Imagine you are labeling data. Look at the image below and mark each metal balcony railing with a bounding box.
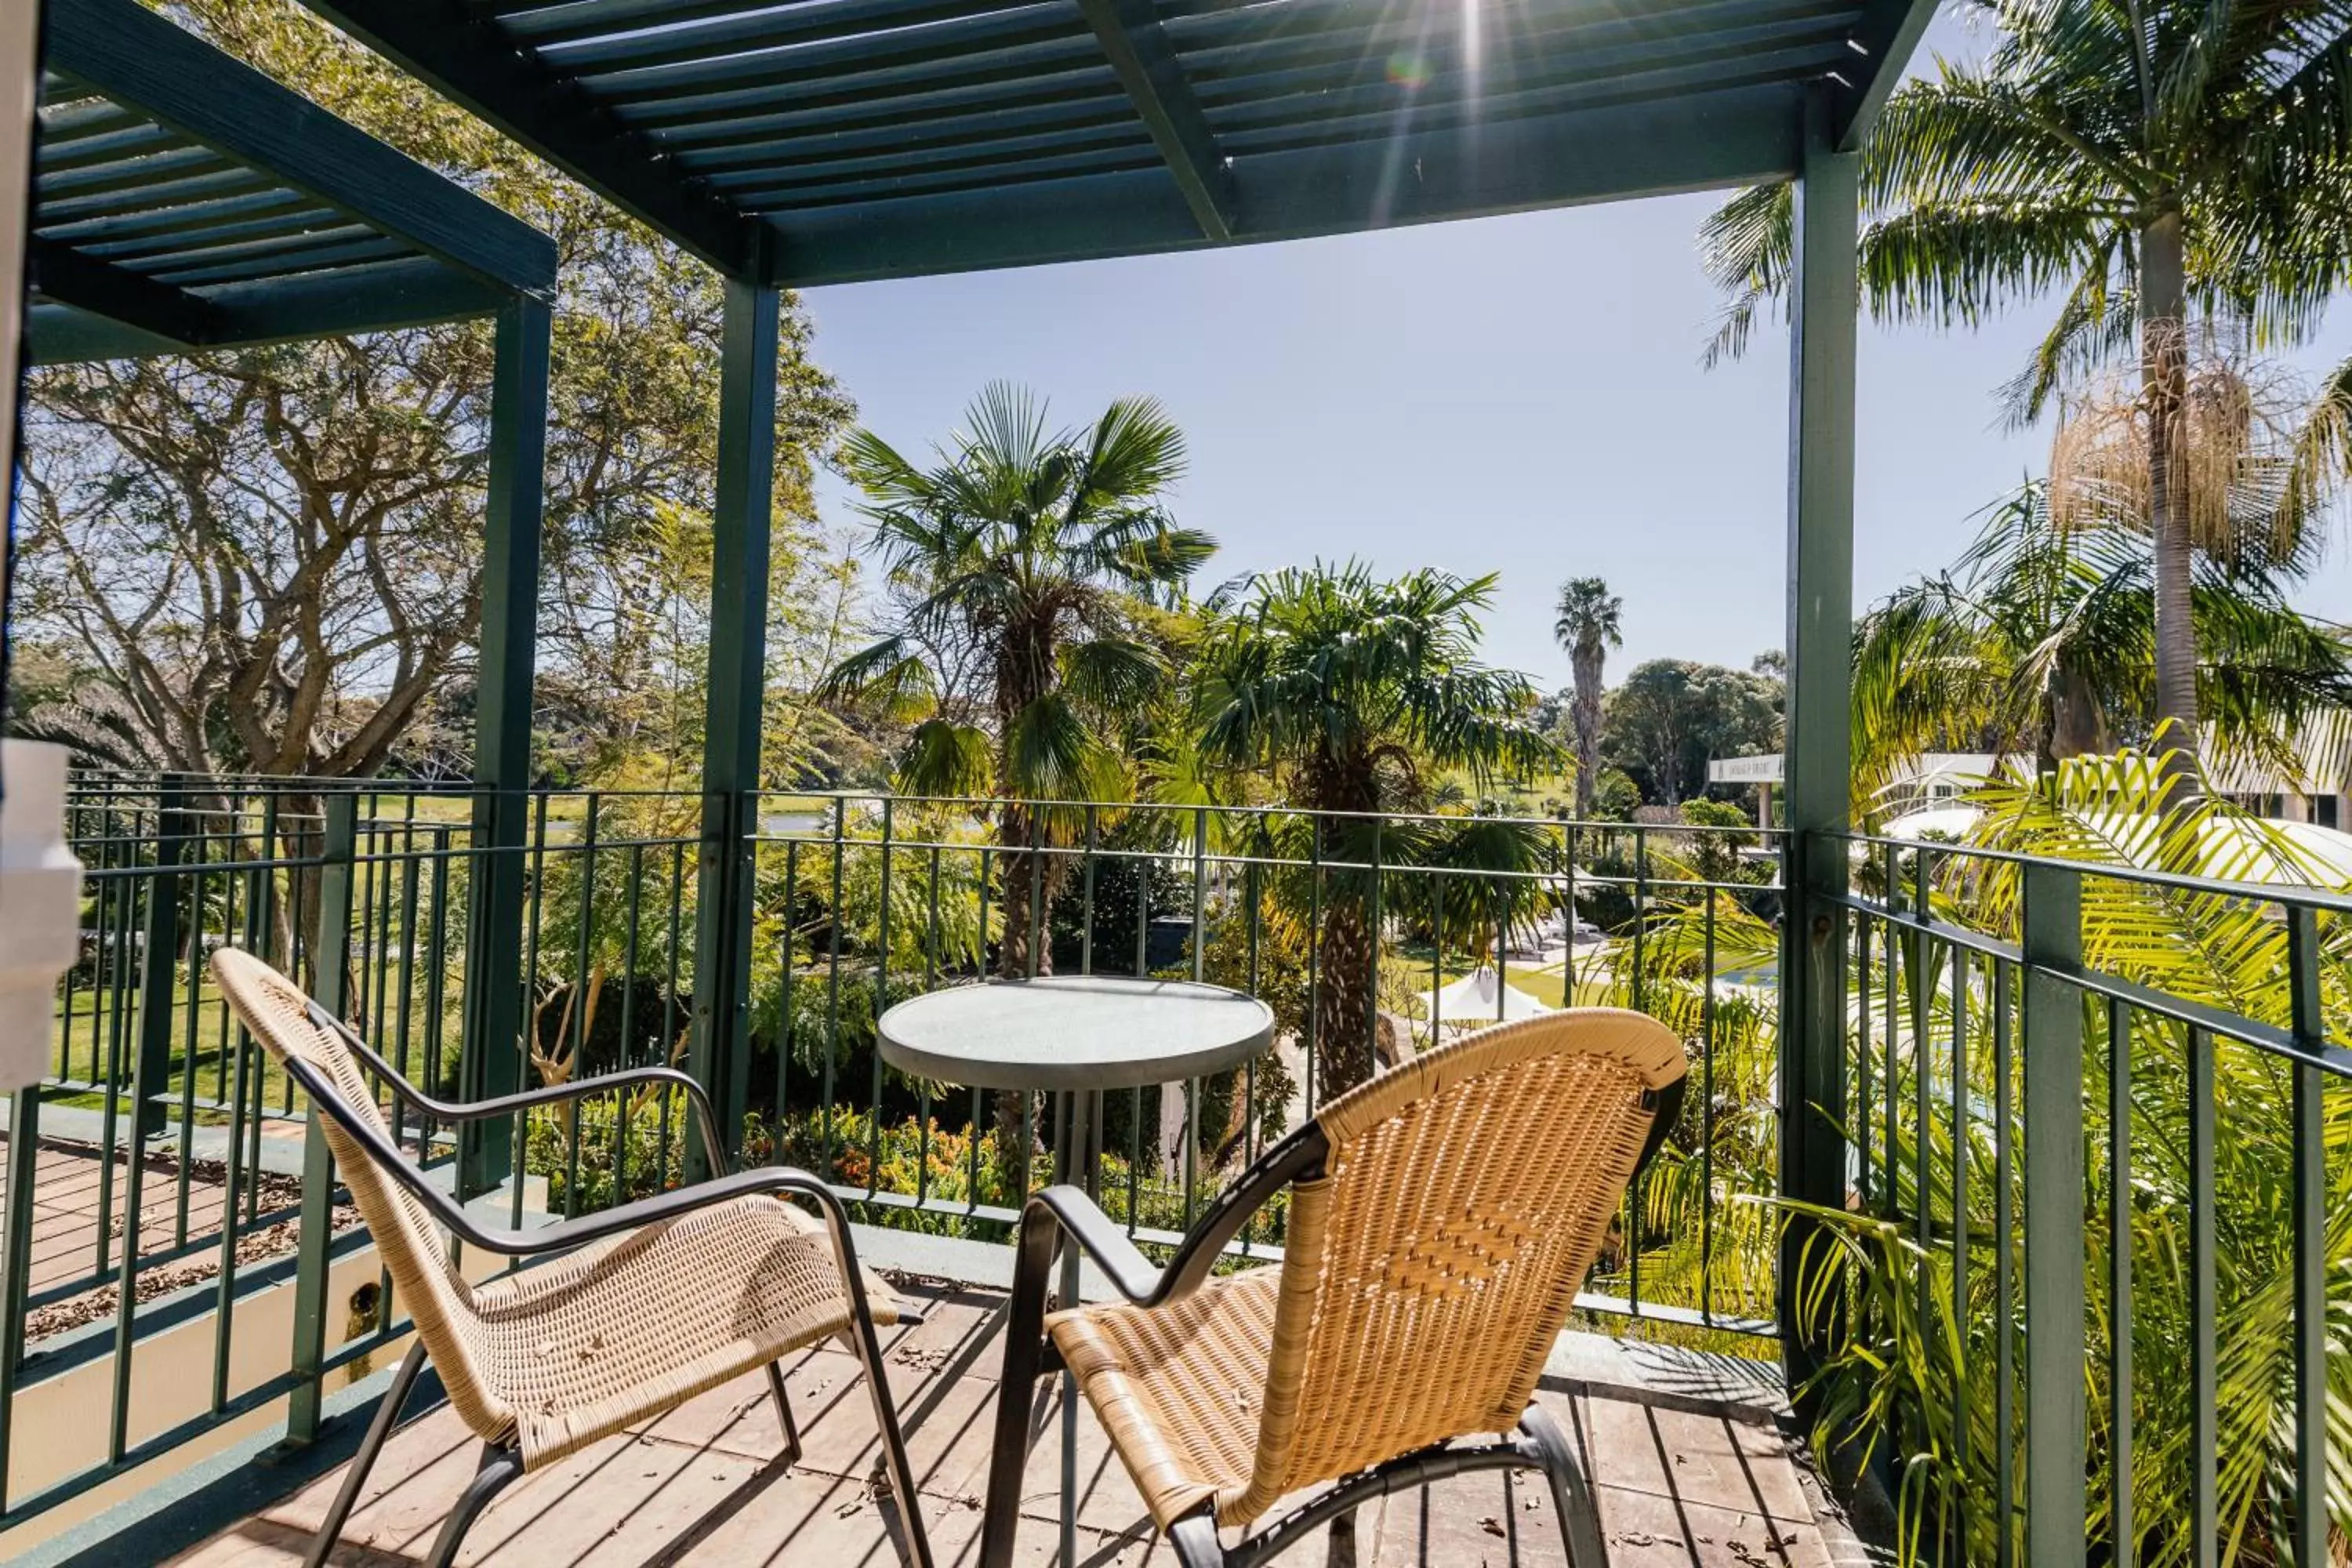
[0,774,1781,1535]
[19,771,2339,1566]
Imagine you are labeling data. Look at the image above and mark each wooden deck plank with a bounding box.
[163,1281,1844,1568]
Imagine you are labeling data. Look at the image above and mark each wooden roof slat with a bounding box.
[538,0,1037,71]
[25,0,556,364]
[669,93,1140,172]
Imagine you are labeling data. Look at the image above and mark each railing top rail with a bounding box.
[1835,827,2352,917]
[749,788,1787,838]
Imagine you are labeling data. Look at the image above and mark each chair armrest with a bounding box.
[280,1048,829,1250]
[1013,1120,1331,1316]
[303,996,725,1160]
[1022,1185,1166,1304]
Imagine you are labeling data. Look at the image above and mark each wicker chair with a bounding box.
[210,947,932,1568]
[980,1007,1687,1568]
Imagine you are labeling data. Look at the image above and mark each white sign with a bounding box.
[1708,753,1784,785]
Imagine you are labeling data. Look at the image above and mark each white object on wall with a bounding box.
[0,741,82,1090]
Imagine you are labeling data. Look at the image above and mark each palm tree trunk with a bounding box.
[2141,212,2198,797]
[1312,896,1377,1098]
[1572,646,1602,818]
[994,801,1054,982]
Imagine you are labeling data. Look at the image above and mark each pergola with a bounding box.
[271,0,1922,1230]
[0,0,1926,1463]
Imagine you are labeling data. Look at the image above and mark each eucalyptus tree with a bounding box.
[1192,563,1557,1094]
[1553,576,1624,818]
[1852,481,2352,808]
[10,0,853,786]
[818,383,1212,977]
[1700,0,2352,782]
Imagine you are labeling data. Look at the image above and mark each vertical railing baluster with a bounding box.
[1854,901,1871,1213]
[2287,907,2327,1568]
[1367,816,1383,1065]
[777,839,799,1160]
[2106,996,2132,1568]
[1306,815,1320,1115]
[1950,942,1969,1472]
[1701,893,1717,1323]
[285,789,357,1449]
[0,1083,42,1512]
[1911,851,1932,1338]
[871,800,891,1195]
[2186,1024,2216,1568]
[1993,956,2016,1568]
[823,800,844,1181]
[1081,805,1098,977]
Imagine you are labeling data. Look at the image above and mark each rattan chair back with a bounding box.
[1236,1007,1685,1521]
[212,946,506,1439]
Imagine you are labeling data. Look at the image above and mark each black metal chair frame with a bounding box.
[275,996,932,1568]
[980,1079,1682,1568]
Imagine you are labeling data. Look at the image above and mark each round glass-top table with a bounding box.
[873,974,1276,1094]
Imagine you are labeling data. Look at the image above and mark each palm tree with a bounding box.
[1192,562,1557,1095]
[1553,576,1624,818]
[1853,481,2352,810]
[818,383,1214,977]
[1700,0,2352,785]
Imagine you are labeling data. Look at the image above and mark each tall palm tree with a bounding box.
[1192,563,1557,1094]
[1700,0,2352,785]
[1552,576,1624,818]
[1852,481,2352,809]
[818,383,1214,976]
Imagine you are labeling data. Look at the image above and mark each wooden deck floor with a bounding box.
[166,1279,1853,1568]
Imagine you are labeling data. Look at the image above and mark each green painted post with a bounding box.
[2021,860,2086,1568]
[688,274,779,1180]
[132,775,190,1141]
[459,295,550,1197]
[0,1088,42,1508]
[1777,83,1857,1382]
[284,789,357,1448]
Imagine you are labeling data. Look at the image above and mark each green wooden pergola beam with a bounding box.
[1834,0,1937,148]
[26,234,219,347]
[1074,0,1236,241]
[23,258,515,363]
[42,0,555,296]
[292,0,755,278]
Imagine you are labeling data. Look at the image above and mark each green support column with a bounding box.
[459,296,550,1196]
[1777,84,1858,1384]
[688,275,779,1178]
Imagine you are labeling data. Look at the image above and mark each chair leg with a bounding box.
[422,1443,522,1568]
[305,1340,428,1568]
[1519,1403,1607,1567]
[841,1286,935,1568]
[1171,1512,1229,1568]
[980,1200,1062,1568]
[768,1360,802,1466]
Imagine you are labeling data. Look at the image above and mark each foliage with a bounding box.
[1852,482,2352,808]
[1192,563,1558,1093]
[11,0,853,784]
[1699,0,2352,772]
[1600,658,1782,806]
[1791,753,2352,1564]
[818,383,1212,978]
[1677,798,1764,886]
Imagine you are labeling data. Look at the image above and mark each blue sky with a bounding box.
[798,12,2352,698]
